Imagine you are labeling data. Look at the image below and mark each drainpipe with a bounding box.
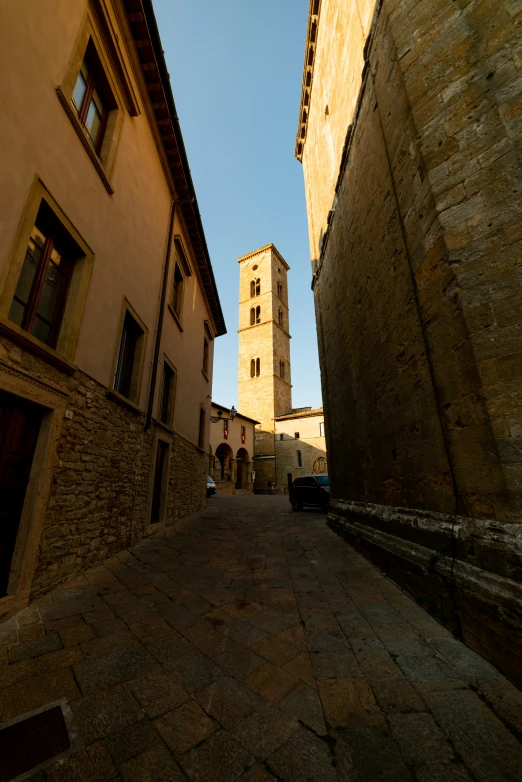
[144,199,176,432]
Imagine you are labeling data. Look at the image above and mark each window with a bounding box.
[256,358,260,376]
[203,336,209,376]
[250,307,255,326]
[114,310,144,400]
[278,309,283,326]
[8,202,78,348]
[251,359,255,378]
[159,362,175,426]
[255,306,260,324]
[255,278,261,296]
[72,41,113,154]
[279,434,284,441]
[296,450,303,467]
[280,360,285,379]
[295,432,300,439]
[150,440,169,525]
[277,282,283,298]
[198,406,206,449]
[320,422,325,437]
[250,280,256,297]
[171,263,184,321]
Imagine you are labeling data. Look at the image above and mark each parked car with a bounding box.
[207,476,216,497]
[289,475,329,511]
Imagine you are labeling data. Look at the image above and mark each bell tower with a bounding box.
[237,244,292,427]
[237,244,292,488]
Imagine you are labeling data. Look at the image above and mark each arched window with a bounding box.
[280,360,285,379]
[255,278,261,296]
[256,357,260,376]
[250,307,255,325]
[250,280,255,297]
[278,309,283,326]
[250,359,255,378]
[296,450,303,467]
[277,282,283,298]
[255,306,261,324]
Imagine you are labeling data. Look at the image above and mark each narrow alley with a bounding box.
[1,495,521,781]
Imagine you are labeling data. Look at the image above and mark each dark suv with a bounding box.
[289,475,329,511]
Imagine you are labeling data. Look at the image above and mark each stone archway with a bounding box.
[216,442,234,482]
[235,447,249,490]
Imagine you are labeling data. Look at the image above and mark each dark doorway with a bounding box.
[287,473,293,492]
[0,390,42,596]
[150,440,169,525]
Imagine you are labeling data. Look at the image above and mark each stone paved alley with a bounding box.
[1,495,522,781]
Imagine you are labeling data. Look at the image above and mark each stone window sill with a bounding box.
[168,304,184,332]
[0,317,77,375]
[56,87,114,195]
[106,388,142,414]
[155,420,175,437]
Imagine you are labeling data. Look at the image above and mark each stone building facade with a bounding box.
[0,0,225,621]
[209,402,257,493]
[237,244,328,492]
[275,408,327,492]
[296,0,522,684]
[237,245,292,491]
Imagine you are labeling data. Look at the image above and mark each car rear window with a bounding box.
[316,475,329,486]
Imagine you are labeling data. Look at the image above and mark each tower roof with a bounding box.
[237,243,290,271]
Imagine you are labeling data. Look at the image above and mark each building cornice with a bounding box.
[122,0,226,337]
[237,243,290,271]
[295,0,322,162]
[211,402,260,426]
[275,407,324,421]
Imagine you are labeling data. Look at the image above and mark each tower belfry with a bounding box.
[237,244,292,487]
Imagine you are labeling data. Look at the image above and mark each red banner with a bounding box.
[223,421,228,439]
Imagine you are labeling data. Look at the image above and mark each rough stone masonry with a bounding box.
[297,0,522,685]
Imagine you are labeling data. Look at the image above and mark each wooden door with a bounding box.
[0,391,41,596]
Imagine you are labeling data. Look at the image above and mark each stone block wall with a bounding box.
[0,333,207,603]
[303,0,522,683]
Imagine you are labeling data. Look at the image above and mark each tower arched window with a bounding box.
[255,278,261,296]
[250,307,255,325]
[255,306,261,324]
[296,450,303,467]
[277,282,283,298]
[250,359,255,378]
[256,357,260,376]
[278,309,283,326]
[250,280,255,297]
[280,360,285,379]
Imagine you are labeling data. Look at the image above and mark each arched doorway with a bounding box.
[235,448,249,490]
[216,442,233,482]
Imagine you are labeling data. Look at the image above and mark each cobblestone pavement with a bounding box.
[1,495,522,781]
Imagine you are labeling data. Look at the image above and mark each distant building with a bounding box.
[0,0,225,619]
[209,403,257,492]
[275,408,327,491]
[237,243,326,492]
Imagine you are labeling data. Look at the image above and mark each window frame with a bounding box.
[255,305,261,324]
[110,299,148,408]
[9,216,76,351]
[0,178,94,368]
[296,450,303,468]
[56,15,127,194]
[158,356,176,428]
[256,357,260,377]
[255,278,261,296]
[295,432,300,439]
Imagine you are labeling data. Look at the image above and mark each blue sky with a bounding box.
[152,0,322,411]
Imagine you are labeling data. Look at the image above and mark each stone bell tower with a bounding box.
[237,244,292,489]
